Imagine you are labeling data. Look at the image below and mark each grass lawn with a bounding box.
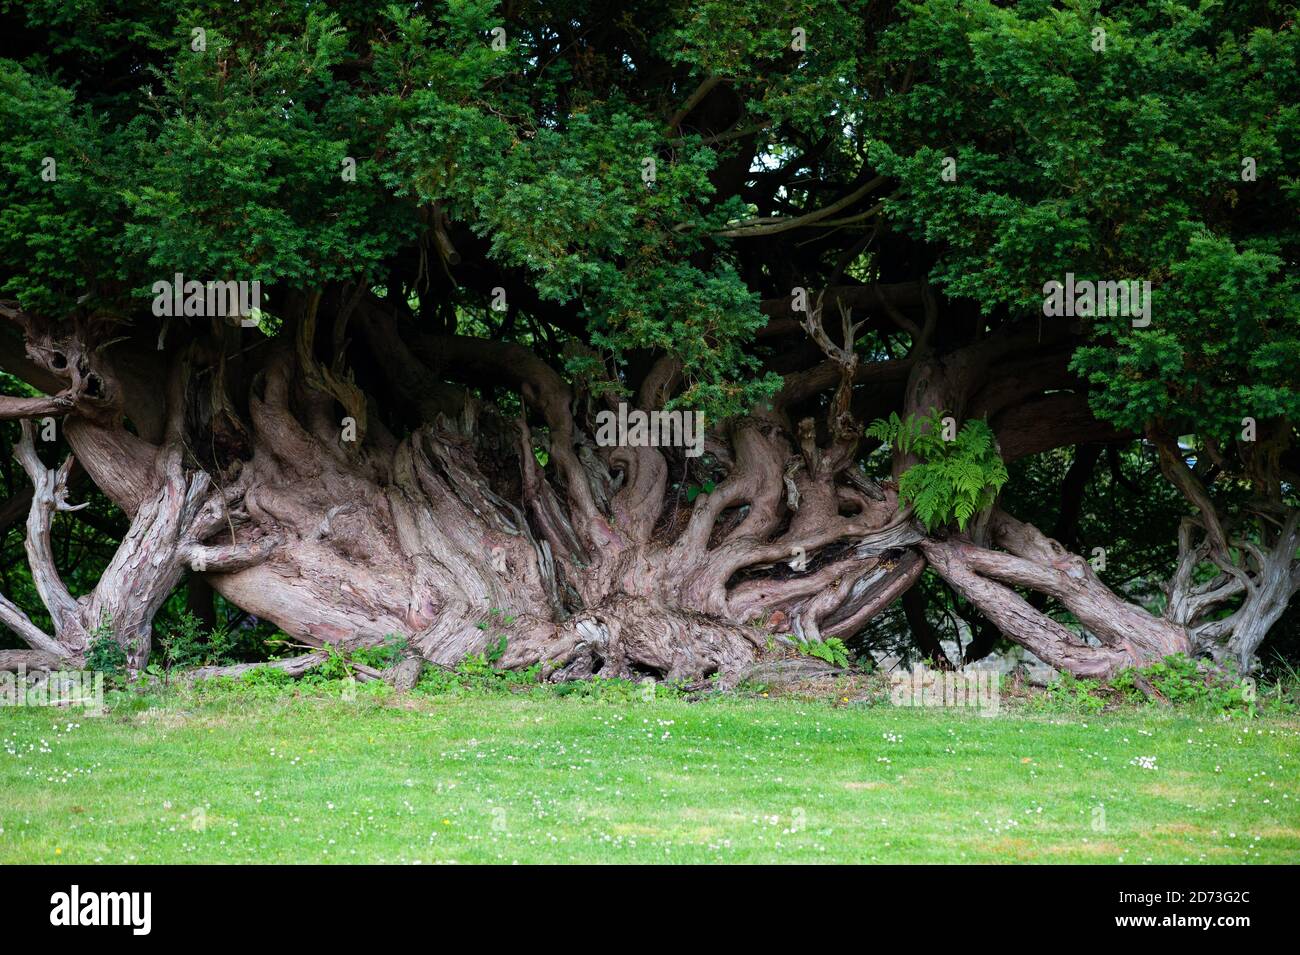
[2,686,1298,863]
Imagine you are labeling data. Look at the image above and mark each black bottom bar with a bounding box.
[0,864,1287,941]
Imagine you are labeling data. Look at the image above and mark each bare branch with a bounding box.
[0,648,69,671]
[665,75,725,133]
[717,176,887,238]
[0,390,82,420]
[184,652,328,681]
[186,534,282,574]
[0,592,71,659]
[1150,429,1235,561]
[923,536,1134,679]
[13,420,82,635]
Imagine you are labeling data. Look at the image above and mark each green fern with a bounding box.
[795,636,851,668]
[867,411,1008,531]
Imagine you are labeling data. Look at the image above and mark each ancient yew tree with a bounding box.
[1,1,1296,681]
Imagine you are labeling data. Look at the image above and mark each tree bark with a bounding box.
[922,510,1193,678]
[0,299,1229,683]
[1167,511,1300,672]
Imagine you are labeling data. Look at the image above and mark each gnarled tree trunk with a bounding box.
[0,291,1272,684]
[893,323,1194,680]
[0,295,934,682]
[923,511,1192,678]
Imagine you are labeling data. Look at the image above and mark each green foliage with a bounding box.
[864,0,1300,445]
[350,634,409,669]
[867,412,1009,530]
[1114,654,1255,715]
[1031,655,1257,716]
[159,611,239,670]
[1072,236,1300,441]
[0,0,788,419]
[414,654,541,697]
[685,479,716,503]
[1036,672,1108,715]
[313,643,356,681]
[795,636,851,668]
[237,666,298,690]
[84,621,126,677]
[1,0,1294,429]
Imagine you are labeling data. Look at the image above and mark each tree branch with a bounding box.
[717,176,887,238]
[14,420,84,637]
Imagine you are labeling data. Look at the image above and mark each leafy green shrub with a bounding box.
[1035,672,1108,714]
[1147,655,1221,703]
[1257,659,1300,714]
[159,611,240,669]
[1027,655,1259,716]
[866,411,1008,530]
[312,644,354,681]
[239,666,297,689]
[350,634,409,669]
[1114,654,1254,714]
[85,622,127,677]
[413,639,541,697]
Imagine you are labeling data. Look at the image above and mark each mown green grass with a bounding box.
[1,687,1297,863]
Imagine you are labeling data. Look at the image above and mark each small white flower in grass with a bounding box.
[1130,755,1157,770]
